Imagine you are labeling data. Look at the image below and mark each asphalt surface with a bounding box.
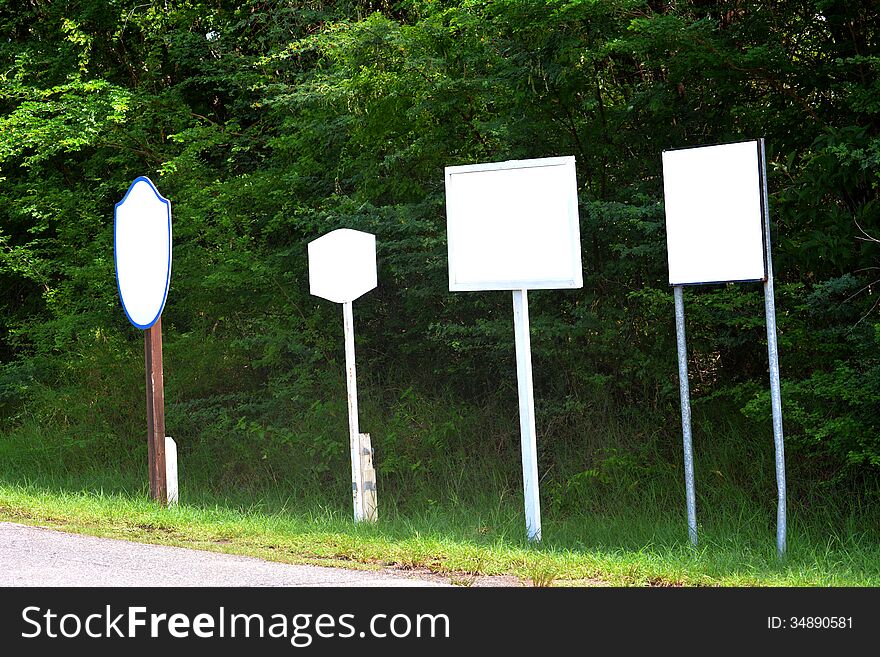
[0,522,450,587]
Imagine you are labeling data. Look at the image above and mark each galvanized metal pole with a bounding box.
[673,285,698,546]
[760,138,787,558]
[343,301,365,522]
[512,289,541,542]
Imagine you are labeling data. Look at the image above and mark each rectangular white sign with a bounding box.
[662,140,767,286]
[445,156,583,291]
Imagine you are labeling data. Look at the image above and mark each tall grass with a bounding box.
[1,375,878,586]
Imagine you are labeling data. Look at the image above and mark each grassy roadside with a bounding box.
[2,383,878,587]
[2,467,878,587]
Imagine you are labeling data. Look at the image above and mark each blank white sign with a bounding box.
[445,157,583,291]
[308,228,377,304]
[114,177,172,329]
[662,140,767,285]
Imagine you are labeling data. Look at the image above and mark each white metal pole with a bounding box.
[165,436,178,506]
[759,138,787,558]
[512,289,542,542]
[343,301,365,522]
[673,286,698,545]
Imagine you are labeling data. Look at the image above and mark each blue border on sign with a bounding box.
[114,176,172,330]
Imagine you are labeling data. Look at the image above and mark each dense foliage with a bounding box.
[0,1,877,501]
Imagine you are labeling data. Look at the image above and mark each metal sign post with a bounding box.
[308,228,378,523]
[673,286,697,546]
[512,289,541,541]
[343,299,365,522]
[445,156,583,542]
[760,138,788,559]
[115,176,172,506]
[662,139,787,558]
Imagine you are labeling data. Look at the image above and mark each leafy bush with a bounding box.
[0,1,878,498]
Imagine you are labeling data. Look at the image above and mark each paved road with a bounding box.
[0,522,450,587]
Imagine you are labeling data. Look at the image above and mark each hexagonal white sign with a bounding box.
[308,229,377,304]
[114,176,172,329]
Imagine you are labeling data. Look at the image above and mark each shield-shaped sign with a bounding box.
[114,177,172,329]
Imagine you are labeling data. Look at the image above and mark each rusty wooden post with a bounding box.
[145,316,168,505]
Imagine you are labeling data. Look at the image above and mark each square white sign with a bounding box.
[445,156,583,291]
[662,140,767,286]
